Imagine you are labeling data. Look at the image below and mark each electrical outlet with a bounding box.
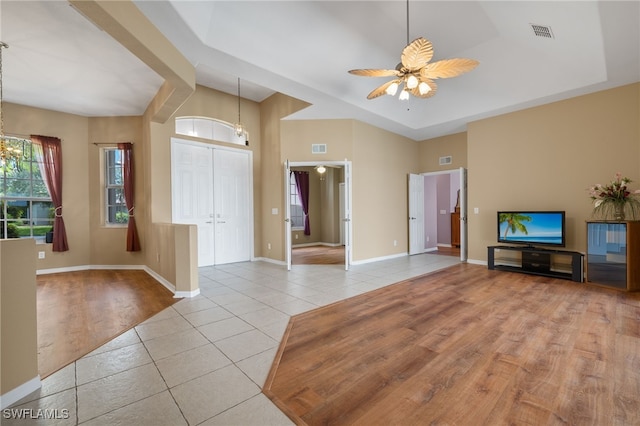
[38,251,45,259]
[268,243,271,250]
[393,240,397,246]
[427,236,430,242]
[295,234,298,239]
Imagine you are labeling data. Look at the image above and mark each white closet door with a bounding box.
[213,148,252,265]
[172,142,215,267]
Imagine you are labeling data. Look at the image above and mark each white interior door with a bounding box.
[460,167,468,262]
[172,141,215,267]
[213,148,252,265]
[284,161,292,270]
[408,173,425,255]
[343,160,352,270]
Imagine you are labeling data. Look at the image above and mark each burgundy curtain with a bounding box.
[117,143,141,251]
[31,135,69,252]
[293,171,310,235]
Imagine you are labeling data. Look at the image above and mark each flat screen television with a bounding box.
[497,211,565,248]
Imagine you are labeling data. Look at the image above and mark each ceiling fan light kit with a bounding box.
[349,36,479,101]
[348,0,478,101]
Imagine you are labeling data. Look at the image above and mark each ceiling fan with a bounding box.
[348,2,479,100]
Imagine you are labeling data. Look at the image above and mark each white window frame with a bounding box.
[289,174,304,231]
[175,116,248,146]
[0,139,53,240]
[102,148,128,227]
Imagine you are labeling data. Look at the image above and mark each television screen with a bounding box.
[497,211,565,247]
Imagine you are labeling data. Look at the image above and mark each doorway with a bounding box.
[408,168,467,261]
[171,138,254,267]
[285,160,352,270]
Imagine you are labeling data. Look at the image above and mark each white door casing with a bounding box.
[284,160,292,271]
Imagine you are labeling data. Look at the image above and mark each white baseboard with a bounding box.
[36,264,177,295]
[142,266,177,294]
[1,375,41,409]
[174,289,200,298]
[253,257,286,266]
[350,252,407,265]
[466,258,487,266]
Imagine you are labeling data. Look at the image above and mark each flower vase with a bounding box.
[614,203,626,221]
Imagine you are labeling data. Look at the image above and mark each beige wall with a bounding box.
[282,119,420,262]
[6,103,91,270]
[142,85,262,281]
[88,116,145,265]
[1,238,38,400]
[467,83,640,261]
[418,131,468,172]
[259,94,311,261]
[352,121,420,261]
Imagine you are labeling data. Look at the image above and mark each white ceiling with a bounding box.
[1,1,639,140]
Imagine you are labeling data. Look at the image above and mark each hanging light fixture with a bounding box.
[234,77,245,137]
[0,42,25,165]
[348,0,478,101]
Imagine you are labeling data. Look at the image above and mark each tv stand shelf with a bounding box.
[487,246,583,282]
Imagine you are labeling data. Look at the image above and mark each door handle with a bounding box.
[217,221,226,224]
[205,221,213,224]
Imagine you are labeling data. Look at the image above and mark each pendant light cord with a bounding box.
[237,77,241,123]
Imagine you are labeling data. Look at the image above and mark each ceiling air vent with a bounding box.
[312,144,327,154]
[530,24,554,39]
[439,156,452,166]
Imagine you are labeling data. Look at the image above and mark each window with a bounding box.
[0,140,53,239]
[175,116,248,146]
[290,175,304,230]
[104,148,129,225]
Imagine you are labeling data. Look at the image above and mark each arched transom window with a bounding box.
[175,116,248,146]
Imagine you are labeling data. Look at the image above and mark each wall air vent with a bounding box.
[530,24,554,39]
[312,144,327,154]
[439,156,452,166]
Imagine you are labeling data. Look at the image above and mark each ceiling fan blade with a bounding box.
[348,69,400,77]
[420,58,479,79]
[401,37,434,71]
[367,79,401,99]
[410,79,438,98]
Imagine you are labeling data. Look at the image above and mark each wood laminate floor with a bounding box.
[292,245,345,265]
[36,269,179,378]
[264,263,640,425]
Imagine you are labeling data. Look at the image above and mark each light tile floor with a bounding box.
[6,253,459,425]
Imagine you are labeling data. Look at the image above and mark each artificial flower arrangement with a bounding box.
[588,172,640,220]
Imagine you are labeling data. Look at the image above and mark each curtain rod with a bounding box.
[92,142,134,146]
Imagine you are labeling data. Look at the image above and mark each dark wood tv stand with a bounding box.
[487,246,583,282]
